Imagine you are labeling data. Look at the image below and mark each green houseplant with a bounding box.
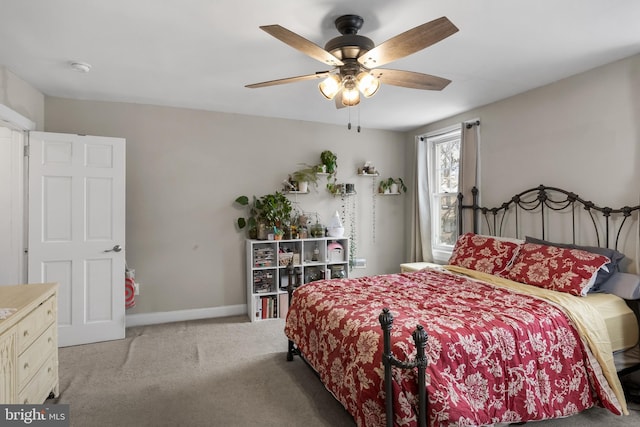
[234,195,259,238]
[290,165,321,192]
[379,177,407,194]
[320,150,337,174]
[258,191,293,229]
[234,191,293,239]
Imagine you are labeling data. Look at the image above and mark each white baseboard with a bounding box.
[125,304,247,328]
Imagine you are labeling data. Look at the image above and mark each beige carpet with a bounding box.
[48,316,640,427]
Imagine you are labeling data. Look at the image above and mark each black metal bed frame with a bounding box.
[457,185,640,249]
[289,185,640,427]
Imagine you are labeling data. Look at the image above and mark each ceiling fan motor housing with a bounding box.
[324,15,374,61]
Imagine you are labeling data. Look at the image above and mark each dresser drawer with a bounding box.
[17,296,56,353]
[17,353,58,405]
[17,324,56,390]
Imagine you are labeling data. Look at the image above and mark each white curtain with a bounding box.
[459,121,480,233]
[410,121,480,262]
[409,136,433,262]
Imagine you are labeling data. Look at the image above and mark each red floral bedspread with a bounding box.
[284,268,620,426]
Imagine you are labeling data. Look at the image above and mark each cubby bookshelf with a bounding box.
[246,237,349,322]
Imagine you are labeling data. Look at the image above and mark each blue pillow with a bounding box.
[524,236,625,289]
[595,272,640,300]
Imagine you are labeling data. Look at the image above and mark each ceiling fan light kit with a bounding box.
[341,77,360,106]
[356,71,380,98]
[247,13,458,112]
[318,74,341,99]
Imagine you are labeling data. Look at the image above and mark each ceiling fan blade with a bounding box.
[358,17,458,68]
[373,69,451,90]
[260,25,344,67]
[246,71,330,89]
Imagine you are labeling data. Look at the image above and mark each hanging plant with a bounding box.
[348,194,357,270]
[372,176,377,243]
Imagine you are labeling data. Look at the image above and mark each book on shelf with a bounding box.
[258,295,279,319]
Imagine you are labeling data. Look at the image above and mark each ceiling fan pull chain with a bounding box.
[357,105,361,133]
[348,106,352,130]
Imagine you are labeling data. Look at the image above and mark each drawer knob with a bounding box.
[23,362,29,370]
[23,330,29,337]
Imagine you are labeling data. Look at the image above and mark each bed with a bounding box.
[284,185,640,426]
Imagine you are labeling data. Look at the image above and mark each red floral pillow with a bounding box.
[503,243,610,296]
[448,233,521,275]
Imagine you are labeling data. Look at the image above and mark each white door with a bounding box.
[0,127,25,285]
[28,132,126,347]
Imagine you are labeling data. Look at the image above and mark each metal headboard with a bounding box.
[457,185,640,251]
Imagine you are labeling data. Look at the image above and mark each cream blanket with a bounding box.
[444,265,629,415]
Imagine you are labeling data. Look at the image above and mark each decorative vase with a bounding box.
[297,181,308,193]
[257,223,268,240]
[327,211,344,237]
[390,183,399,194]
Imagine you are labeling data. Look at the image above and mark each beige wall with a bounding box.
[0,65,44,129]
[44,99,408,315]
[5,52,640,317]
[409,54,640,268]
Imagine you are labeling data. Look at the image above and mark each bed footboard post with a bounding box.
[379,309,430,427]
[286,262,297,362]
[413,325,428,427]
[379,308,394,427]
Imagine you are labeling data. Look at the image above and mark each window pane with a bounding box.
[435,194,458,247]
[425,126,462,261]
[435,140,460,193]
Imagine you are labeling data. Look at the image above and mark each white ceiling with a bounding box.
[1,0,639,132]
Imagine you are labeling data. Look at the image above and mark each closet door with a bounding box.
[28,132,126,346]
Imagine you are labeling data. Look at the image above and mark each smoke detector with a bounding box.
[70,61,92,73]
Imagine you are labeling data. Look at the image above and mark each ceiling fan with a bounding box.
[246,14,459,108]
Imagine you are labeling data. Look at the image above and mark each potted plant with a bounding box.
[257,191,293,231]
[320,150,337,174]
[290,165,321,192]
[379,178,407,194]
[234,191,293,239]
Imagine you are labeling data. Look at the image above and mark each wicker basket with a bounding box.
[278,252,294,266]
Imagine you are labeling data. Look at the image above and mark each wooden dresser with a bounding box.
[0,283,59,404]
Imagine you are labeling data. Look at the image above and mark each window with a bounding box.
[426,126,461,260]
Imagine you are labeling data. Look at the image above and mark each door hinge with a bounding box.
[23,144,30,157]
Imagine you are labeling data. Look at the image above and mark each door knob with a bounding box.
[104,245,122,253]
